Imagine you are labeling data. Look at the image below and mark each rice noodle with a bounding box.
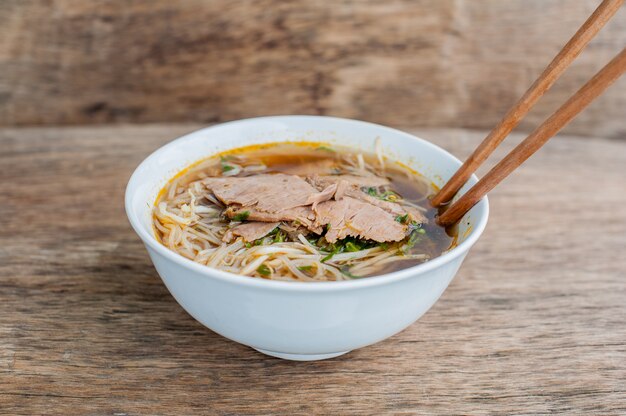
[375,137,385,173]
[347,250,397,273]
[240,255,269,276]
[328,246,382,262]
[251,246,306,255]
[357,153,366,173]
[279,256,319,281]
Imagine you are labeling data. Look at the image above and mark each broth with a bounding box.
[154,142,455,281]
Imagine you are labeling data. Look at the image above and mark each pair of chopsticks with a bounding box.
[434,0,625,226]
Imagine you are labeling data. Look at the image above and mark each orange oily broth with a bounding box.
[154,142,457,277]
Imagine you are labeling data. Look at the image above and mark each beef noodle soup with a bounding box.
[153,142,455,281]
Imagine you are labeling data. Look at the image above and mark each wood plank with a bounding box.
[1,124,625,415]
[1,1,625,138]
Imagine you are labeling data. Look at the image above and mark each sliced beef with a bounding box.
[223,221,280,243]
[202,173,318,212]
[305,183,338,209]
[224,205,323,234]
[351,192,427,224]
[334,179,349,200]
[313,197,407,243]
[353,192,405,215]
[307,174,427,225]
[278,222,314,241]
[307,174,390,189]
[204,172,423,243]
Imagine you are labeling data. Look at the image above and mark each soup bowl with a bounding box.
[125,116,489,361]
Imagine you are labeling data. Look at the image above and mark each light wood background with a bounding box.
[1,1,625,137]
[2,124,625,415]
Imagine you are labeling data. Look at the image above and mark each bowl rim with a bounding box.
[125,115,489,292]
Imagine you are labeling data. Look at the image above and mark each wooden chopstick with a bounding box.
[431,0,624,208]
[437,47,626,227]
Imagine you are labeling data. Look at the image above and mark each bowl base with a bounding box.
[254,348,350,361]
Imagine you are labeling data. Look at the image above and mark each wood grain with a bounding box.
[438,46,626,225]
[1,0,625,138]
[1,124,625,415]
[432,0,625,207]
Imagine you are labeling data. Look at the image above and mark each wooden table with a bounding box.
[1,124,625,415]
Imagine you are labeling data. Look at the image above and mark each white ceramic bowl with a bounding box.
[125,116,489,361]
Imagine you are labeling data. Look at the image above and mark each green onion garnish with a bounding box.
[316,146,335,152]
[257,264,271,277]
[395,214,409,223]
[345,241,361,252]
[232,211,250,221]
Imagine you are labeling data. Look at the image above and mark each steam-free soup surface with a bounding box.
[154,142,455,281]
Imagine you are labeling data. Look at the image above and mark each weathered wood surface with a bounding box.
[1,1,625,138]
[1,124,625,415]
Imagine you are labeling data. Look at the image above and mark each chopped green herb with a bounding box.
[321,245,341,262]
[345,241,361,252]
[316,146,335,152]
[297,265,313,272]
[222,164,235,172]
[321,252,335,262]
[317,236,381,261]
[381,191,399,202]
[232,211,250,221]
[408,231,421,245]
[257,264,271,277]
[380,242,389,250]
[395,214,409,224]
[254,238,263,246]
[273,230,285,243]
[315,237,330,250]
[408,221,425,233]
[365,187,400,202]
[321,242,345,262]
[245,242,253,248]
[402,229,423,253]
